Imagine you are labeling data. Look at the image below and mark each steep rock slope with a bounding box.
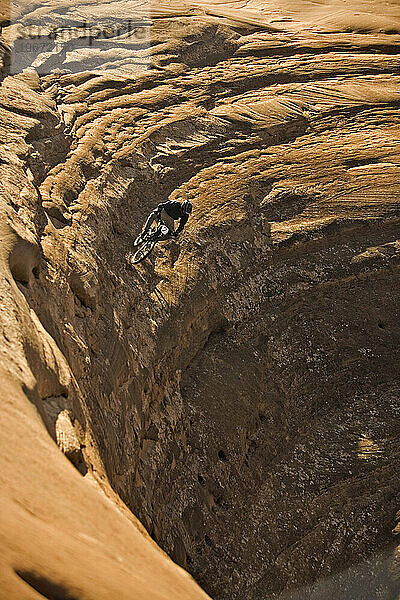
[1,1,400,599]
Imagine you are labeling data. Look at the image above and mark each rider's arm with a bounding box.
[175,213,189,235]
[149,204,165,226]
[155,203,166,216]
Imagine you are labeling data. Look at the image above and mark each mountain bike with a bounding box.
[131,215,174,264]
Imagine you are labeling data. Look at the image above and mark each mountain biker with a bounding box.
[140,199,193,241]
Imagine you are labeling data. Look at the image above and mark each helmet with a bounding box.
[182,200,193,215]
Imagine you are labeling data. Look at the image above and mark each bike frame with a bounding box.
[131,215,174,264]
[147,215,172,242]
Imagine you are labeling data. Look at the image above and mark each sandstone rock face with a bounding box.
[1,1,400,599]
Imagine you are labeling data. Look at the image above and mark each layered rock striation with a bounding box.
[1,1,400,599]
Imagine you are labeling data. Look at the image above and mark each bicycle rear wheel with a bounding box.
[131,240,156,263]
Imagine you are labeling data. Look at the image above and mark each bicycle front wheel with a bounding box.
[131,240,156,264]
[133,234,144,247]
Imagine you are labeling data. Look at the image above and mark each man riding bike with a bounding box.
[139,199,193,242]
[131,200,193,263]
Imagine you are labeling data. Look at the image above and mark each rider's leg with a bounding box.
[162,213,175,234]
[156,223,174,241]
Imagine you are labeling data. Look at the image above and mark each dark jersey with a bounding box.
[157,201,189,234]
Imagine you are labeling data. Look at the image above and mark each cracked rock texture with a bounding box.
[1,1,400,599]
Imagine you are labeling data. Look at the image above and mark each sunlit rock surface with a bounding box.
[1,1,400,599]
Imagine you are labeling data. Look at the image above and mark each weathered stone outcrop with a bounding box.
[1,1,400,599]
